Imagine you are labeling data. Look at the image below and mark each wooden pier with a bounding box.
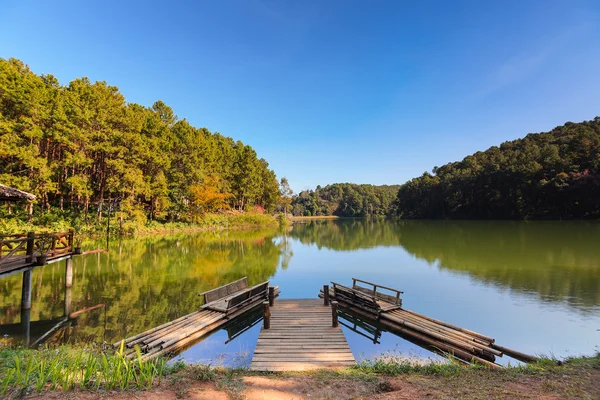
[117,277,280,362]
[250,299,355,371]
[320,278,537,367]
[115,277,536,371]
[0,230,76,278]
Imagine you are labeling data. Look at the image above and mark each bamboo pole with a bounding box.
[137,310,220,344]
[141,313,220,349]
[337,300,501,369]
[140,318,222,362]
[158,314,226,350]
[140,296,268,361]
[391,310,492,346]
[490,344,538,363]
[321,288,499,357]
[401,309,494,343]
[387,310,501,356]
[318,290,499,366]
[115,310,203,347]
[382,313,497,360]
[123,288,280,361]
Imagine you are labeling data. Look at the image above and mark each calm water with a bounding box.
[1,220,599,366]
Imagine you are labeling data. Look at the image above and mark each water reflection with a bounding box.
[1,229,284,345]
[291,220,600,310]
[1,220,599,363]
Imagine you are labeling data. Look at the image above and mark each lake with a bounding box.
[1,219,599,366]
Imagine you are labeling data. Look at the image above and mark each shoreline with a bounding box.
[1,345,598,399]
[1,213,280,237]
[289,215,340,221]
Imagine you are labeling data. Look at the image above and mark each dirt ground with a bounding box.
[23,365,600,400]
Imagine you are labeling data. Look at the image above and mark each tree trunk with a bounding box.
[85,198,89,224]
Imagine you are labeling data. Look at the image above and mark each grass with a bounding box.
[354,352,468,376]
[1,343,598,399]
[0,343,166,397]
[352,351,600,376]
[133,213,279,235]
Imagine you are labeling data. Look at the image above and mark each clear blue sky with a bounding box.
[2,1,599,192]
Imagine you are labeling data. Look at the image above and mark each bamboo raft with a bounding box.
[115,277,279,361]
[320,278,537,368]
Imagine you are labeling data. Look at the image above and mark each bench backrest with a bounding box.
[227,281,269,310]
[201,277,248,304]
[332,282,378,305]
[352,278,402,305]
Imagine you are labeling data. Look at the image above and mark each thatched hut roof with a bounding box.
[0,184,36,202]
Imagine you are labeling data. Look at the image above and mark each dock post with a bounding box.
[268,286,275,307]
[21,307,31,347]
[323,284,330,306]
[25,232,35,263]
[65,257,73,288]
[263,301,271,329]
[331,301,339,327]
[64,285,72,316]
[68,228,74,251]
[21,270,32,310]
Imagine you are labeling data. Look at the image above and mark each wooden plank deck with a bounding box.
[250,299,355,371]
[0,253,74,278]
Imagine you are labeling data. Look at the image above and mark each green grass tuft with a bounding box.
[0,344,166,396]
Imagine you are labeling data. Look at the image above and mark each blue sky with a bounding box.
[1,1,599,192]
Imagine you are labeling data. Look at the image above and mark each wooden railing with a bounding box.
[0,229,74,268]
[352,277,403,305]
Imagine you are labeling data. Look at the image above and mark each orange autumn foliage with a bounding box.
[190,177,233,219]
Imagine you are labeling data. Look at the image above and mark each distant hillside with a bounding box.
[396,117,600,219]
[291,183,400,217]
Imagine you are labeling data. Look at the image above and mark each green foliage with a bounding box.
[226,213,279,228]
[0,58,280,231]
[355,355,465,376]
[396,117,600,219]
[291,183,400,217]
[0,344,166,395]
[276,213,291,227]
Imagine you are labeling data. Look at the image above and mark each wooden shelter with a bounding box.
[0,184,36,202]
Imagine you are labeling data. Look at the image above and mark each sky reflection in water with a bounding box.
[1,220,599,366]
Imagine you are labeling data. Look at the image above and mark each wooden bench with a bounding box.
[332,281,401,315]
[199,277,270,314]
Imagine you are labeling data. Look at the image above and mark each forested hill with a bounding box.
[0,58,280,224]
[291,183,400,217]
[396,117,600,219]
